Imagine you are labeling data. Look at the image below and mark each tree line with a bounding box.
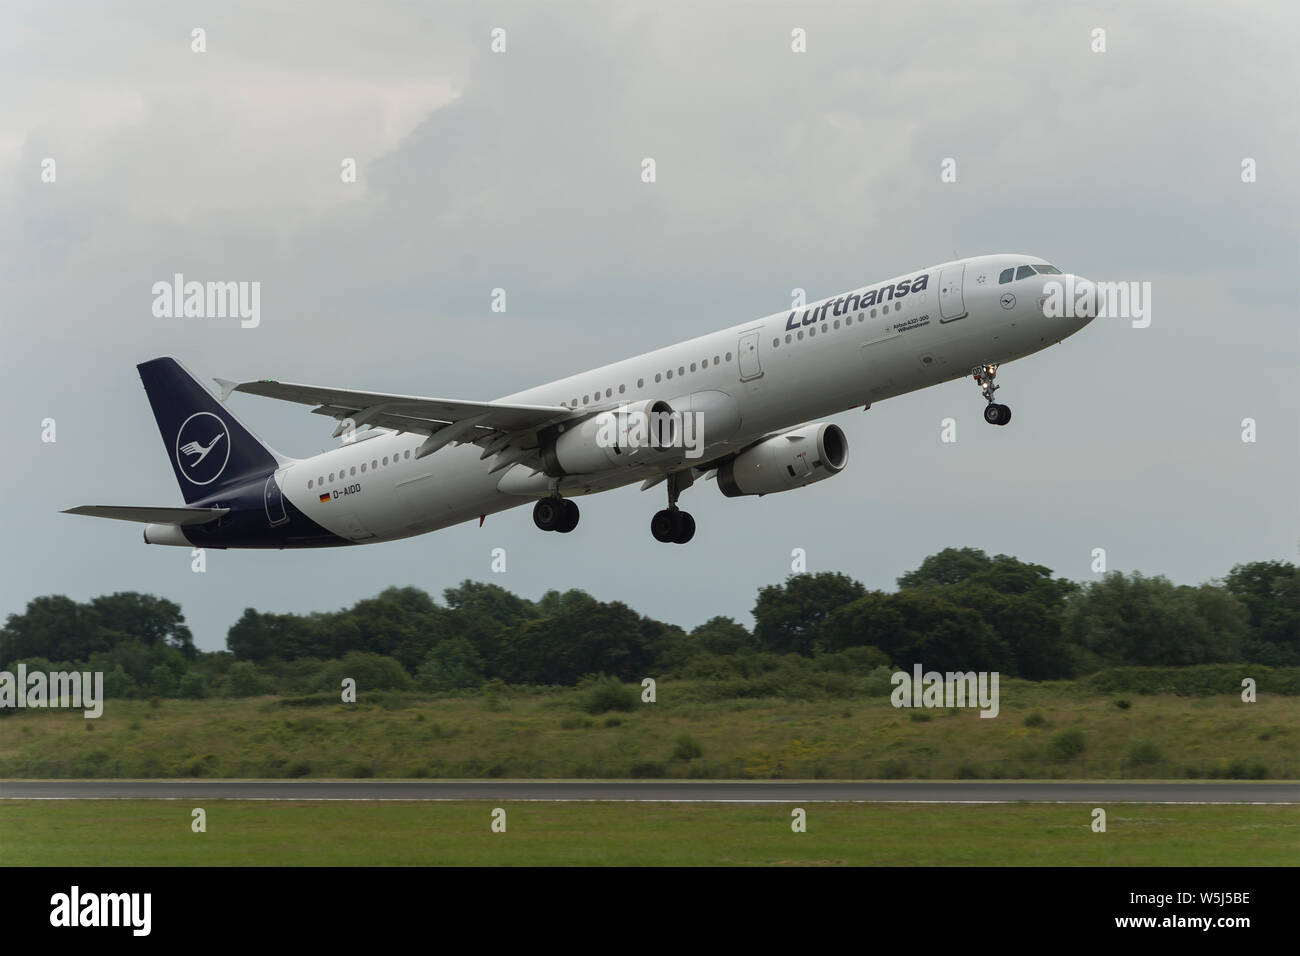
[0,549,1295,699]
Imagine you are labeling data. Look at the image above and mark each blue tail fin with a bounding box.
[137,357,283,504]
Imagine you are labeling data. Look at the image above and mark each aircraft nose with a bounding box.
[1056,274,1103,321]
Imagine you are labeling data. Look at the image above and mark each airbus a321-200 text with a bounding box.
[66,255,1098,547]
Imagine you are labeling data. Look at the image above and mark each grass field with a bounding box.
[1,678,1295,780]
[2,799,1296,865]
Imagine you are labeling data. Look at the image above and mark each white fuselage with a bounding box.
[274,254,1092,544]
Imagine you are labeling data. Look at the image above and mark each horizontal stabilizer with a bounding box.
[63,505,229,526]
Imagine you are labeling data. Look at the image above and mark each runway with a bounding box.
[2,780,1296,803]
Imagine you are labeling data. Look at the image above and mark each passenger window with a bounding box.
[1015,265,1035,280]
[999,268,1014,284]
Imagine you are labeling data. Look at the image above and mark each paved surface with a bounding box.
[2,780,1296,803]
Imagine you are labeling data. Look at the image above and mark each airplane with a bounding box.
[64,254,1098,548]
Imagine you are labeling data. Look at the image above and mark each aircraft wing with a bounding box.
[63,505,229,525]
[223,377,575,465]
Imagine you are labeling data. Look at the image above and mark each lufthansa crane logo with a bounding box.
[175,412,231,485]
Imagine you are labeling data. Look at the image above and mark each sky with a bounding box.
[2,1,1297,652]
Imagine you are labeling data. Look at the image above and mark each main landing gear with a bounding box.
[651,470,695,544]
[533,496,579,533]
[973,363,1012,426]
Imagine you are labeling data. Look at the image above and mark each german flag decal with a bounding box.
[319,493,330,503]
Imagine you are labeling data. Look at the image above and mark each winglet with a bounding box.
[214,377,238,403]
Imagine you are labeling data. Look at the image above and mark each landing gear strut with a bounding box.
[973,363,1012,426]
[651,470,696,544]
[533,496,579,533]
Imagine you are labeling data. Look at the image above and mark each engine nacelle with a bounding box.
[717,423,848,497]
[542,399,677,476]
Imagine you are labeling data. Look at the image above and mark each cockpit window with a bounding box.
[1034,264,1063,275]
[998,268,1014,284]
[1015,265,1035,280]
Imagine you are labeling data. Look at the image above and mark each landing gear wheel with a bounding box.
[556,498,580,533]
[983,403,1012,426]
[652,471,698,543]
[652,508,695,544]
[533,498,563,532]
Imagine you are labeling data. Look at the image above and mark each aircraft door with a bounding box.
[264,474,289,527]
[939,264,968,322]
[737,331,763,381]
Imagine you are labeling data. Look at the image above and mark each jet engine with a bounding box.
[716,422,847,497]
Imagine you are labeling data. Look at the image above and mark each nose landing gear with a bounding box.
[973,364,1011,426]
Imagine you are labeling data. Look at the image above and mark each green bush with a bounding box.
[580,676,638,715]
[1127,740,1162,766]
[1207,760,1268,779]
[223,661,273,698]
[1115,698,1132,710]
[672,734,703,761]
[416,637,484,693]
[309,652,414,695]
[1023,711,1048,728]
[177,672,207,699]
[1084,665,1300,697]
[1048,728,1086,760]
[628,761,667,778]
